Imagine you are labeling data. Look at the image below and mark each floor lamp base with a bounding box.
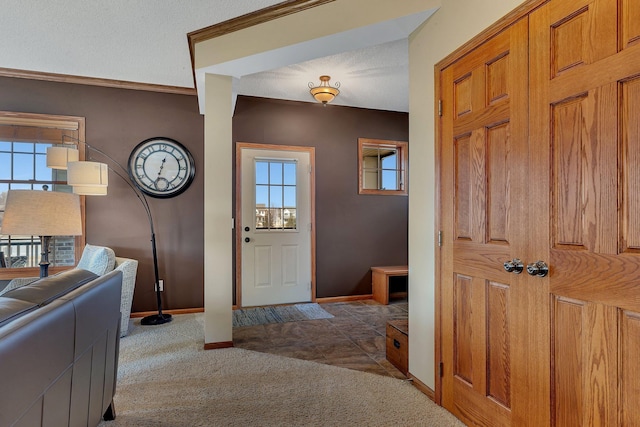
[141,313,173,325]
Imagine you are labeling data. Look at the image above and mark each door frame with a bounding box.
[235,142,316,308]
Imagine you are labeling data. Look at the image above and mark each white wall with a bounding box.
[407,0,526,389]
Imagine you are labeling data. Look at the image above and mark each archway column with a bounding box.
[203,73,233,346]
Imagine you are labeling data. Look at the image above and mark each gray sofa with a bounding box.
[1,244,138,337]
[0,268,122,426]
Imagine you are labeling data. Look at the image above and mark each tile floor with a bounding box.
[232,299,408,378]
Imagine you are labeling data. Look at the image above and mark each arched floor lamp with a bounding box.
[47,136,171,325]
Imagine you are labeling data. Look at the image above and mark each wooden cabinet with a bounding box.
[386,319,408,376]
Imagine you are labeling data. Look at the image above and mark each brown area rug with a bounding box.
[232,303,333,327]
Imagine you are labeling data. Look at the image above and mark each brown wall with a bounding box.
[0,79,408,309]
[233,96,408,299]
[0,76,205,312]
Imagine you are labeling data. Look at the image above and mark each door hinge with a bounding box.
[439,362,444,377]
[231,218,235,229]
[308,223,312,232]
[438,99,443,117]
[309,164,312,174]
[438,230,443,247]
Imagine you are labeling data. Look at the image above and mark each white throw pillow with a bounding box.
[76,244,116,275]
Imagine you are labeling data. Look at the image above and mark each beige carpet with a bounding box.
[99,313,464,427]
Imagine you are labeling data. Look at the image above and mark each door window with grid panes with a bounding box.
[255,159,297,231]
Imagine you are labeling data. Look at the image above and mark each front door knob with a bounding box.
[503,258,524,274]
[526,261,549,277]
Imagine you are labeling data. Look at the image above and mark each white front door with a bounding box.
[239,145,313,307]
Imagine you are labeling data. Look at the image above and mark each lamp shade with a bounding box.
[1,190,82,236]
[67,161,108,187]
[46,146,79,170]
[72,185,108,196]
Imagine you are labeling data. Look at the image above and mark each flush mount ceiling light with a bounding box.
[309,75,340,105]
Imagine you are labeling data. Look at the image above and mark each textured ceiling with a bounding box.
[0,0,430,112]
[235,39,409,112]
[0,0,281,87]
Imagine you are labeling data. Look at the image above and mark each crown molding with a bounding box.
[0,67,196,96]
[1,2,335,95]
[188,0,334,46]
[187,0,334,85]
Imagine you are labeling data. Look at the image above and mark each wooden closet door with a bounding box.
[530,0,640,425]
[440,18,547,426]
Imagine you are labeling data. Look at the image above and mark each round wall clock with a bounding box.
[127,137,195,198]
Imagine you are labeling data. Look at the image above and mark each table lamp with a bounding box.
[1,189,82,278]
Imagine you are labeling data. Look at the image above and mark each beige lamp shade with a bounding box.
[0,190,82,236]
[310,86,340,103]
[72,185,108,196]
[46,146,79,170]
[67,161,108,187]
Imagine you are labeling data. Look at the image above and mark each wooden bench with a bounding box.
[371,265,408,305]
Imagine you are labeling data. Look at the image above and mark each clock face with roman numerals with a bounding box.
[127,137,195,198]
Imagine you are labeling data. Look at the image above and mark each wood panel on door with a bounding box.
[440,18,535,427]
[530,0,640,424]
